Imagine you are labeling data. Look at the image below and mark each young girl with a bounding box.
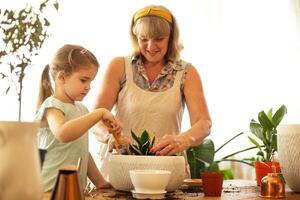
[35,44,121,192]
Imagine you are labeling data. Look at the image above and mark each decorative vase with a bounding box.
[0,121,42,200]
[200,172,224,197]
[254,161,280,186]
[277,124,300,192]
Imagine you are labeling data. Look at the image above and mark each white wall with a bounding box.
[1,0,300,162]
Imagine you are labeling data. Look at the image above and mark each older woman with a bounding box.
[92,5,212,177]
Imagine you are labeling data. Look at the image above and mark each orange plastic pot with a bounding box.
[200,172,224,196]
[254,161,280,186]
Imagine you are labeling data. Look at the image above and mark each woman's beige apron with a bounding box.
[98,56,189,179]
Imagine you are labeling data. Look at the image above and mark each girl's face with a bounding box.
[137,35,169,64]
[62,65,98,103]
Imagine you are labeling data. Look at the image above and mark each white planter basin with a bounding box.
[108,155,186,192]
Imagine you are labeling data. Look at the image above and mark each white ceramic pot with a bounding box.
[108,155,186,192]
[0,121,43,200]
[277,124,300,192]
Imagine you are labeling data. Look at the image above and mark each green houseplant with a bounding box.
[187,133,256,180]
[187,105,287,183]
[186,139,214,178]
[0,0,59,120]
[248,105,287,162]
[129,129,155,155]
[247,105,287,185]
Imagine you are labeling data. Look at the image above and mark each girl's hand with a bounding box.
[91,123,111,143]
[100,108,122,134]
[108,135,131,152]
[149,134,192,156]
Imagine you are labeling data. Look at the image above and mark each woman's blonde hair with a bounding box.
[129,5,183,62]
[36,44,99,111]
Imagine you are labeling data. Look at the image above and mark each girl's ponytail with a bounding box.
[36,64,53,112]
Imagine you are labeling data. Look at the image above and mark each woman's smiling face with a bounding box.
[137,35,169,63]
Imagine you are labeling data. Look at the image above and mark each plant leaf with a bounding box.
[267,108,273,119]
[207,162,220,172]
[258,111,274,131]
[215,132,244,153]
[186,148,204,178]
[131,129,142,146]
[140,130,149,144]
[187,139,215,178]
[272,105,287,127]
[221,168,234,180]
[0,72,6,79]
[129,144,142,155]
[141,140,150,155]
[194,139,215,164]
[249,119,265,141]
[53,1,59,11]
[39,0,48,12]
[256,150,265,160]
[150,136,155,148]
[44,18,50,26]
[247,136,262,150]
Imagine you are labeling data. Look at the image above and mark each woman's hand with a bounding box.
[149,134,193,156]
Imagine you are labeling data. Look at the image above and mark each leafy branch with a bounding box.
[0,0,59,120]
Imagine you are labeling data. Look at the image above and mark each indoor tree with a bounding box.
[0,0,59,120]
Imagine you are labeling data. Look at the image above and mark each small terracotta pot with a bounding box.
[201,172,224,196]
[254,161,280,186]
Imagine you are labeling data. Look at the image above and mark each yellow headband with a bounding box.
[133,7,173,24]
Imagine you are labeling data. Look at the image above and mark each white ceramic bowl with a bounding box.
[108,155,186,191]
[130,169,171,193]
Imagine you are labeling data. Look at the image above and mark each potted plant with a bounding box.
[129,130,155,155]
[187,105,287,186]
[187,133,256,180]
[247,105,287,185]
[200,171,224,197]
[187,138,244,197]
[108,129,186,192]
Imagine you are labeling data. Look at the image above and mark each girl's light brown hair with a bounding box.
[129,5,183,62]
[36,44,99,111]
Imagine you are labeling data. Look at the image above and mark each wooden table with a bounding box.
[43,179,300,199]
